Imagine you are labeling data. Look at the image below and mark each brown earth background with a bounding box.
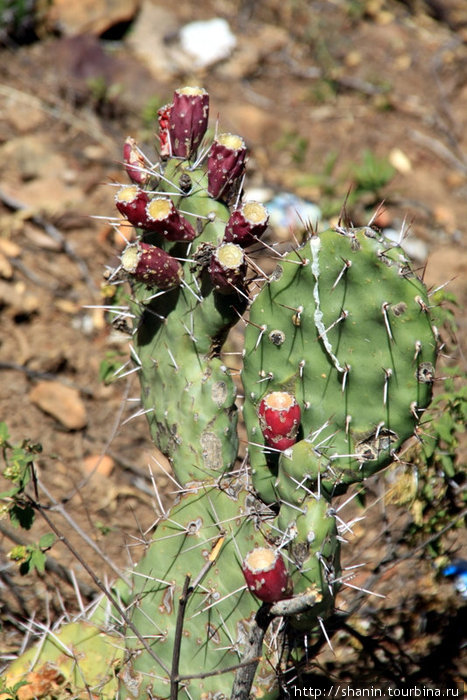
[0,0,466,689]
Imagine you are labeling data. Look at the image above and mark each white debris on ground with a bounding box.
[179,18,237,69]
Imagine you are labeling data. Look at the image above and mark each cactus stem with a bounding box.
[156,170,185,195]
[285,473,315,498]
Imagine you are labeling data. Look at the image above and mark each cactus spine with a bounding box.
[3,86,438,699]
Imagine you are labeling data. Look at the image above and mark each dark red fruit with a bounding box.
[169,86,209,159]
[207,133,247,200]
[208,242,246,294]
[120,242,183,290]
[157,103,172,157]
[115,185,150,229]
[258,392,301,451]
[123,137,149,186]
[223,201,269,247]
[145,198,196,241]
[242,547,290,603]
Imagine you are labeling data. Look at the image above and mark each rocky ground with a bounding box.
[0,0,466,689]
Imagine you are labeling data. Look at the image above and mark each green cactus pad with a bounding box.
[1,622,123,699]
[120,480,281,698]
[243,227,437,502]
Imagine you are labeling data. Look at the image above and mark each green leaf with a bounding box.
[39,532,56,549]
[0,421,10,445]
[29,548,47,573]
[9,503,35,530]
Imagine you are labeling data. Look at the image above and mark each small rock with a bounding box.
[29,381,87,430]
[223,104,279,146]
[126,4,180,80]
[0,279,40,317]
[179,18,236,69]
[0,252,14,279]
[0,135,65,182]
[218,24,288,80]
[50,0,139,36]
[0,239,21,257]
[4,102,46,134]
[389,147,412,174]
[82,454,115,477]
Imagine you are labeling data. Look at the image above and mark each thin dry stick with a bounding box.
[36,478,130,586]
[231,591,322,698]
[170,575,191,700]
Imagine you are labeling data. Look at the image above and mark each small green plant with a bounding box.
[7,533,55,575]
[0,677,27,700]
[350,147,395,194]
[0,423,57,574]
[0,422,39,530]
[98,349,127,384]
[273,128,309,164]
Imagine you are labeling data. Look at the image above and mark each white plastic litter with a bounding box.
[265,192,322,234]
[383,227,428,262]
[179,18,237,69]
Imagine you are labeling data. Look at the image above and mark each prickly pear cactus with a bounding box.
[5,86,439,699]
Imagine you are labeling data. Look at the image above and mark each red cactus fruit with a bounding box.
[242,547,290,603]
[123,137,149,186]
[223,201,269,247]
[169,86,209,159]
[209,242,246,294]
[120,242,183,290]
[145,198,196,241]
[207,133,247,200]
[258,391,301,451]
[115,185,150,229]
[157,103,172,157]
